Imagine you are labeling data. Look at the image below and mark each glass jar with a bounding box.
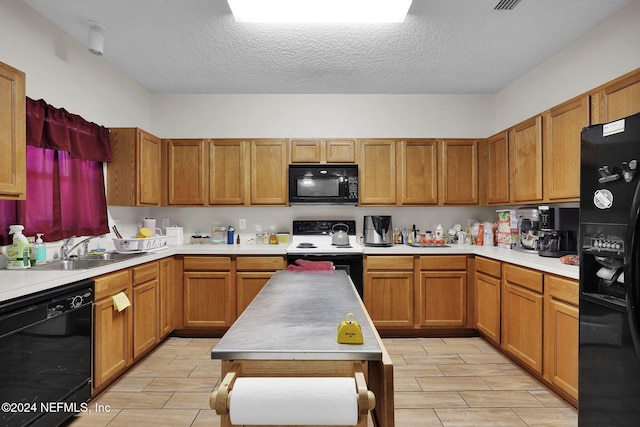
[211,226,227,245]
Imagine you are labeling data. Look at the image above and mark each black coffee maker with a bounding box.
[537,206,579,257]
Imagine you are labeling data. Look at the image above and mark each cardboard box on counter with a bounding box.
[496,210,518,249]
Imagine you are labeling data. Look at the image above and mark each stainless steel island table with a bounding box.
[211,270,394,427]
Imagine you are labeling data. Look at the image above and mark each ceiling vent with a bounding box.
[494,0,521,10]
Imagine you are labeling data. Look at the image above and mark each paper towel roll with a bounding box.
[229,377,358,425]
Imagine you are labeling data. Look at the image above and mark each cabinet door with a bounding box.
[440,139,478,205]
[509,116,543,203]
[592,69,640,123]
[158,257,174,338]
[475,272,501,344]
[138,130,161,205]
[133,280,158,359]
[209,140,246,205]
[359,140,396,205]
[485,132,510,205]
[236,272,275,317]
[364,272,413,328]
[398,140,438,205]
[544,275,578,400]
[93,291,132,390]
[544,96,589,201]
[418,271,467,327]
[183,272,233,327]
[250,140,288,205]
[0,62,26,200]
[290,139,322,162]
[326,140,356,163]
[501,281,543,374]
[166,139,206,205]
[110,127,161,206]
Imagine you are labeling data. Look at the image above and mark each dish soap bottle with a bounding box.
[34,233,46,265]
[6,225,31,269]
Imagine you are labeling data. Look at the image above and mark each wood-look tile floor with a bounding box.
[70,336,577,427]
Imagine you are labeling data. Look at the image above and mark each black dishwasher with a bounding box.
[0,279,94,427]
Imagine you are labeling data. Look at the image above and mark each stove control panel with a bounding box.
[292,220,357,235]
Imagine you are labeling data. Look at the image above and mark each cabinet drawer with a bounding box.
[133,261,158,285]
[94,269,132,300]
[183,256,231,271]
[476,257,501,278]
[237,256,285,271]
[419,255,467,271]
[544,274,578,306]
[366,256,414,270]
[503,263,543,293]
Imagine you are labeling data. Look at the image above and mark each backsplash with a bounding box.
[110,205,499,244]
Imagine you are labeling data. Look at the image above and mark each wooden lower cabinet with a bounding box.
[158,257,174,338]
[93,269,133,391]
[183,271,233,328]
[475,257,501,344]
[501,264,544,374]
[236,256,285,316]
[132,262,159,360]
[544,275,579,401]
[364,256,414,328]
[417,256,468,328]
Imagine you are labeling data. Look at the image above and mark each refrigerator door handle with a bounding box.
[626,179,640,358]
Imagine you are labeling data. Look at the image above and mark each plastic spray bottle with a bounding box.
[6,225,31,269]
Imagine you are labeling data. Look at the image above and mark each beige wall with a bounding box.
[0,0,151,128]
[494,0,640,132]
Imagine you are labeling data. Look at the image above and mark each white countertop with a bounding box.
[0,242,578,304]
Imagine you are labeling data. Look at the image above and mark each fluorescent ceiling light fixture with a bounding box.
[227,0,412,23]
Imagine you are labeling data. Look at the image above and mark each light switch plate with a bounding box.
[239,219,246,229]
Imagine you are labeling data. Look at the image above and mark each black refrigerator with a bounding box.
[579,111,640,425]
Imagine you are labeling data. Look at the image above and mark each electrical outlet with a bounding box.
[239,219,246,229]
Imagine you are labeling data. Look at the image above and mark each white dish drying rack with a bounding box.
[113,236,167,252]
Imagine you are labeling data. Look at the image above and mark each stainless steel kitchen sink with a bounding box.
[31,252,146,270]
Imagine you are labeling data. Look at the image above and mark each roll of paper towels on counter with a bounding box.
[229,377,358,425]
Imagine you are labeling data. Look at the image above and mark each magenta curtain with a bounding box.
[0,98,111,244]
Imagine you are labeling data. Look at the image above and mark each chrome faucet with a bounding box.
[60,235,104,259]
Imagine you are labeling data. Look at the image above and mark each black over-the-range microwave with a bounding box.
[288,164,358,205]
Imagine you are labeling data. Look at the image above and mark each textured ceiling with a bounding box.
[22,0,632,94]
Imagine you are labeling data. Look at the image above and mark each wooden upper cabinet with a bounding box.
[591,68,640,124]
[485,132,510,205]
[543,96,589,202]
[250,140,288,205]
[209,140,245,205]
[108,128,161,206]
[359,140,396,205]
[440,139,479,205]
[398,140,438,205]
[290,139,356,163]
[290,139,322,162]
[509,116,543,203]
[0,61,26,200]
[326,140,356,162]
[165,139,206,205]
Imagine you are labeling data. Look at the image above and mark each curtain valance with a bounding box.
[26,97,112,162]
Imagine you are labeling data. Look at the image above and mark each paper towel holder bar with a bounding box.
[209,362,376,424]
